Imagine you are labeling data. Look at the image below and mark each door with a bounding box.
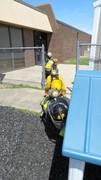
[34,31,47,65]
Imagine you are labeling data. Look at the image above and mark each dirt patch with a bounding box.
[0,83,12,89]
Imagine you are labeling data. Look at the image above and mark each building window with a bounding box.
[10,27,23,47]
[0,25,24,71]
[0,25,10,48]
[0,25,23,48]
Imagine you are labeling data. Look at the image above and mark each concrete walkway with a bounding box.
[0,88,44,112]
[0,64,76,112]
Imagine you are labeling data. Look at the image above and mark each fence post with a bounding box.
[76,41,80,71]
[0,72,2,84]
[41,44,45,89]
[11,51,15,69]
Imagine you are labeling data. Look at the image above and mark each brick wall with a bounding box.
[56,21,91,62]
[37,4,91,63]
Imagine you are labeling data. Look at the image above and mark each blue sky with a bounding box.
[22,0,95,35]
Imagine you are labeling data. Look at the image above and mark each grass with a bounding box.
[64,57,89,65]
[8,106,40,116]
[15,107,40,116]
[3,83,42,90]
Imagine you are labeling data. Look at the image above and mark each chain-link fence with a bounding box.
[76,42,101,71]
[0,45,46,88]
[0,46,45,72]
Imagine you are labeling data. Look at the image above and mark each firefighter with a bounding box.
[45,68,66,96]
[45,52,58,78]
[46,52,53,62]
[40,69,67,117]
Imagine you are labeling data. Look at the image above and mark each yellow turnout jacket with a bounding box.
[45,75,66,96]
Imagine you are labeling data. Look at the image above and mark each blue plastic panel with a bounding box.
[62,70,101,165]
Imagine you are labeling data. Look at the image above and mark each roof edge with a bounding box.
[57,19,92,36]
[15,0,47,15]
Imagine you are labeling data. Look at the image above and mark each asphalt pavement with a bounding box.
[1,101,101,180]
[0,106,69,180]
[0,64,76,112]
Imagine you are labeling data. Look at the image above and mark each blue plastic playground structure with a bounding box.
[62,70,101,179]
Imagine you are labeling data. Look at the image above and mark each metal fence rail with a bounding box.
[76,42,101,71]
[0,46,44,71]
[0,45,45,88]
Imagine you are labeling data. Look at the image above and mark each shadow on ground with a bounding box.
[0,73,5,83]
[49,137,69,180]
[42,114,101,180]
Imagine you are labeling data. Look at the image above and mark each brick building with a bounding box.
[37,4,91,63]
[0,0,91,71]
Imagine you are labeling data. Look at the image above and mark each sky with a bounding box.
[22,0,95,35]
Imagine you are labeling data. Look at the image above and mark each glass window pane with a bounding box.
[10,27,23,47]
[0,25,10,48]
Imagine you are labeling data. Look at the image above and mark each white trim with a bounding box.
[68,158,85,180]
[93,0,101,8]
